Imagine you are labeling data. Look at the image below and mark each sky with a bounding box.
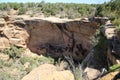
[0,0,111,4]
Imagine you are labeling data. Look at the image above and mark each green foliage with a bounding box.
[30,14,34,17]
[0,59,4,68]
[0,2,95,18]
[27,2,35,8]
[116,25,120,32]
[20,56,38,71]
[109,16,115,21]
[0,3,8,10]
[0,72,16,80]
[0,51,54,80]
[73,66,82,80]
[95,5,104,17]
[20,56,35,65]
[11,3,20,10]
[3,45,24,59]
[0,3,22,11]
[93,29,108,65]
[41,3,60,16]
[3,59,14,67]
[20,56,54,73]
[102,64,120,76]
[20,56,54,65]
[95,0,120,26]
[113,19,120,26]
[0,59,22,80]
[18,7,26,15]
[109,64,120,71]
[1,0,120,19]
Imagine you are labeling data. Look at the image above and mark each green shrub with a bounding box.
[20,56,54,73]
[113,19,120,26]
[30,14,34,17]
[12,3,21,10]
[74,66,82,80]
[0,72,11,80]
[109,64,120,71]
[3,59,14,67]
[116,25,120,32]
[0,59,4,68]
[3,45,24,60]
[20,56,54,65]
[109,16,115,21]
[92,29,108,66]
[36,56,54,64]
[18,7,26,15]
[20,56,36,65]
[0,3,8,10]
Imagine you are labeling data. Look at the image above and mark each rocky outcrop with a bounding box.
[0,16,99,61]
[89,17,108,25]
[0,16,29,48]
[101,20,120,64]
[81,20,120,80]
[22,64,74,80]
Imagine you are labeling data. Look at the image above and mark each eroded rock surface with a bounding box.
[25,18,98,61]
[0,16,99,61]
[101,20,120,64]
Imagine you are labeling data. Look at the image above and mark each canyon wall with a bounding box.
[0,16,99,61]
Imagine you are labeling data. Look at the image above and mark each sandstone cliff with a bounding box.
[0,16,99,61]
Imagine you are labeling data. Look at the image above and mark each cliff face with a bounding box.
[101,22,120,64]
[0,16,99,61]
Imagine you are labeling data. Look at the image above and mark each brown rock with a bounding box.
[0,18,5,31]
[3,23,29,48]
[100,71,119,80]
[0,37,10,49]
[84,67,100,80]
[1,13,10,21]
[22,64,74,80]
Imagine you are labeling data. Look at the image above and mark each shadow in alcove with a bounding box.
[13,18,99,65]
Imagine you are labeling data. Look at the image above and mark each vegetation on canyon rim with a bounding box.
[0,0,120,24]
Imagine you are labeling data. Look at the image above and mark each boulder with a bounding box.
[22,64,74,80]
[84,67,100,80]
[100,71,120,80]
